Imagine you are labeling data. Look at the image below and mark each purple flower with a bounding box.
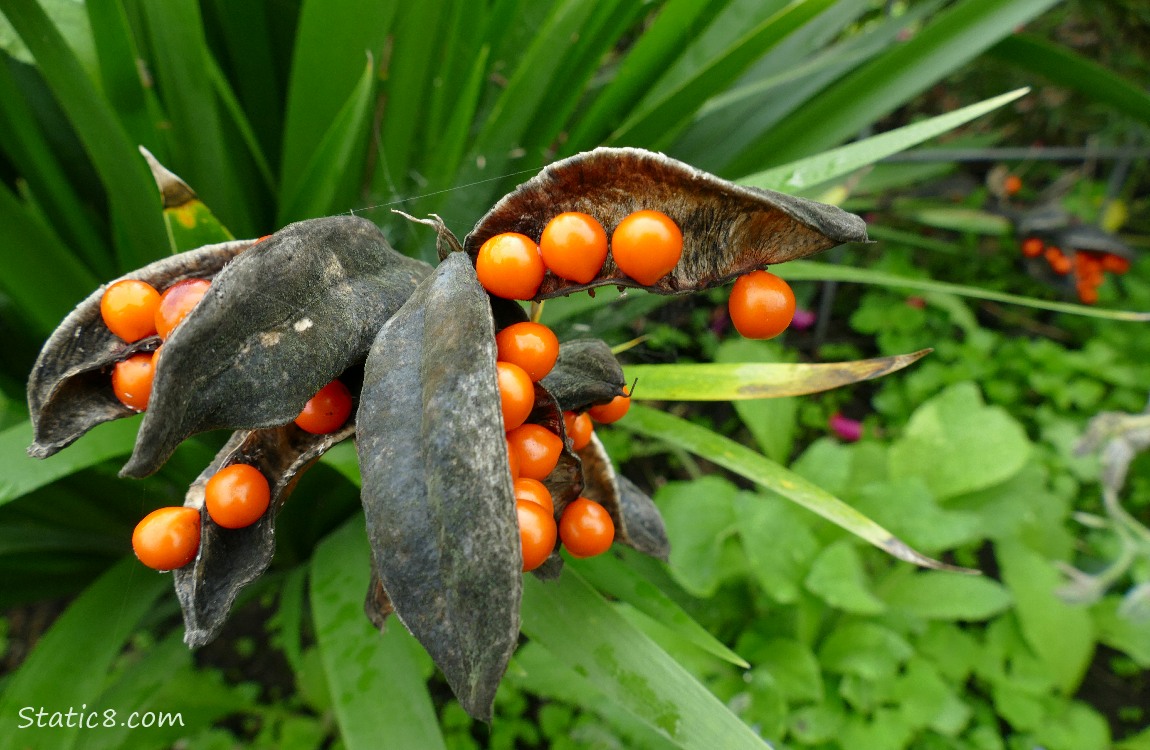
[829,412,863,442]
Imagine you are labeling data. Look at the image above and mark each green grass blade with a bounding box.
[610,0,837,150]
[620,404,969,572]
[0,181,99,334]
[0,0,168,270]
[0,557,168,750]
[207,53,275,193]
[140,0,254,236]
[279,0,395,206]
[420,43,491,192]
[521,568,770,749]
[726,0,1062,178]
[739,88,1028,192]
[572,553,749,668]
[626,351,930,401]
[0,418,139,508]
[565,0,729,151]
[311,516,447,750]
[86,0,162,152]
[278,59,375,224]
[989,32,1150,125]
[675,0,945,173]
[777,260,1150,322]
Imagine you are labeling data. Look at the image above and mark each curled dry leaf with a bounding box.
[577,433,670,562]
[27,239,252,458]
[464,147,869,298]
[356,252,520,722]
[176,420,355,647]
[122,216,430,477]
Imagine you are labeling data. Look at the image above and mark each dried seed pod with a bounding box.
[539,338,627,413]
[122,216,431,477]
[577,432,669,562]
[464,147,869,298]
[175,419,355,647]
[27,239,253,458]
[356,252,519,723]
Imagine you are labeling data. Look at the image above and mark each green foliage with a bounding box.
[2,0,1149,748]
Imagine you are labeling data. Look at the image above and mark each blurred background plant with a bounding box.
[1,0,1149,748]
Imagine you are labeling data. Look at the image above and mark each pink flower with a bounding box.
[791,308,816,331]
[829,412,863,442]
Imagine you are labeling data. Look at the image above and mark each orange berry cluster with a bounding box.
[476,210,683,300]
[100,277,211,411]
[477,210,796,340]
[107,240,359,571]
[494,320,627,571]
[1019,236,1130,305]
[130,379,353,571]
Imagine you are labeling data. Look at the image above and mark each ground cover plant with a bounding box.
[1,1,1149,748]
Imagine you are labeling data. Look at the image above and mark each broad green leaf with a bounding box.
[990,33,1150,125]
[0,0,168,270]
[996,539,1095,695]
[0,557,168,750]
[739,88,1028,192]
[573,552,749,668]
[652,477,740,598]
[521,569,770,749]
[817,621,913,681]
[727,0,1060,175]
[620,404,968,572]
[1094,596,1150,667]
[626,350,929,401]
[853,477,984,553]
[755,638,824,704]
[278,59,375,224]
[735,492,819,604]
[0,418,138,508]
[888,382,1030,500]
[714,339,796,464]
[804,539,886,615]
[882,570,1012,620]
[310,516,446,750]
[777,259,1150,322]
[890,660,970,735]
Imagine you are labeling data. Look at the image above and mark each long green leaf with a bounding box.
[620,404,969,572]
[610,0,836,149]
[521,569,769,749]
[279,0,395,208]
[278,59,375,224]
[86,0,163,153]
[0,0,168,270]
[0,557,168,750]
[739,88,1028,192]
[572,553,749,668]
[565,0,729,151]
[989,33,1150,125]
[311,516,446,750]
[777,260,1150,322]
[626,351,929,401]
[726,0,1061,177]
[0,418,139,508]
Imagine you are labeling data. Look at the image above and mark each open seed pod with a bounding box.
[176,418,356,646]
[27,239,252,458]
[462,147,869,298]
[577,433,669,561]
[121,216,430,477]
[540,338,628,412]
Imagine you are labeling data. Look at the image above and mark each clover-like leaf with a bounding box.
[122,216,430,477]
[356,252,520,722]
[577,433,670,561]
[175,420,354,647]
[464,147,869,298]
[27,239,252,458]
